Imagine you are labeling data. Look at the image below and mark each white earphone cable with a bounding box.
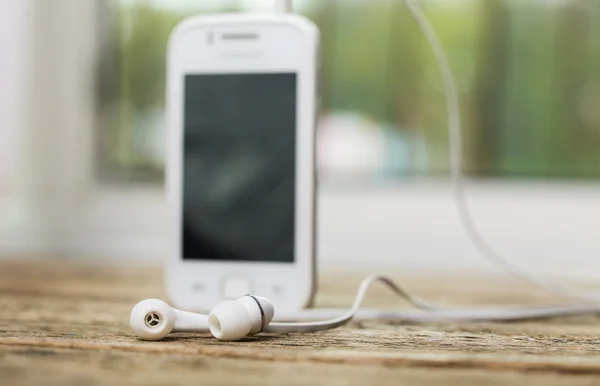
[266,275,600,333]
[266,275,431,333]
[403,0,600,301]
[264,0,600,333]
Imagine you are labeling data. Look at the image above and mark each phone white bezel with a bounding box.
[165,13,318,314]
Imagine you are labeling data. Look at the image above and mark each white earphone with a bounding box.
[130,295,274,341]
[130,274,600,342]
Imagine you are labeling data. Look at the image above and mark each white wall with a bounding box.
[0,0,28,197]
[0,0,44,252]
[0,0,101,254]
[0,1,27,188]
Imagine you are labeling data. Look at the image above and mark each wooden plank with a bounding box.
[5,345,600,386]
[2,259,600,385]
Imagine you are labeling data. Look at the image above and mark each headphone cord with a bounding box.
[403,0,600,301]
[265,0,600,331]
[267,274,600,332]
[255,0,600,333]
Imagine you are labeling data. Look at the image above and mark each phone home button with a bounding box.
[223,277,252,300]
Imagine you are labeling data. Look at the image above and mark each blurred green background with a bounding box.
[96,0,600,182]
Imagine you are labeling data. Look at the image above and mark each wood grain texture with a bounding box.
[1,259,600,385]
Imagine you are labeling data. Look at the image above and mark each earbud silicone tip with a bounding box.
[130,299,175,341]
[208,300,251,341]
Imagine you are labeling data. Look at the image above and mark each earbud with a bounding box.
[208,295,274,340]
[130,295,274,341]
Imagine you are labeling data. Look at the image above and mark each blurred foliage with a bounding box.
[99,0,600,181]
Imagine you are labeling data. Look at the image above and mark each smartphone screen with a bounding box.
[182,73,297,263]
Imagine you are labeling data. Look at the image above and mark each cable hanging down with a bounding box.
[403,0,600,301]
[263,0,600,330]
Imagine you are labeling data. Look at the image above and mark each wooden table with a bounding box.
[2,259,600,385]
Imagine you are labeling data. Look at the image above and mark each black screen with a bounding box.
[182,73,296,262]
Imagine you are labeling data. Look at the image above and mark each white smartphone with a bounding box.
[165,13,319,314]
